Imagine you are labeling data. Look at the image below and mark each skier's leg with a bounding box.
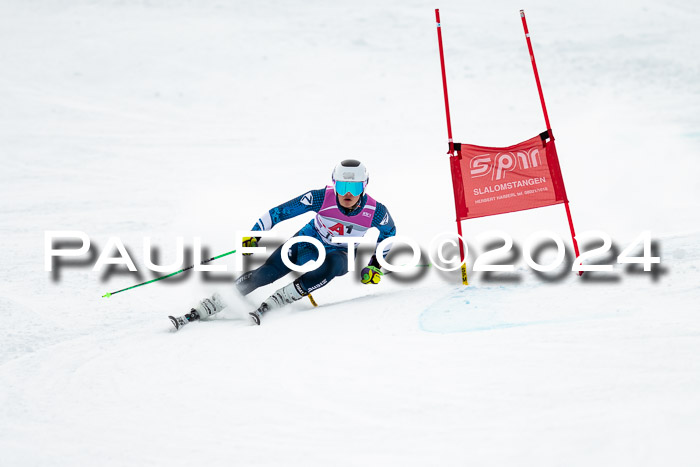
[297,249,349,294]
[249,249,349,325]
[234,243,293,296]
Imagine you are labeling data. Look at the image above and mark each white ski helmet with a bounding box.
[332,159,369,196]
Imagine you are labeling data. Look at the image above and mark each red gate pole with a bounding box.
[520,10,551,131]
[435,9,468,285]
[520,10,582,270]
[435,9,454,151]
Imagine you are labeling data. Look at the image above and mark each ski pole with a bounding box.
[101,249,238,298]
[382,263,431,275]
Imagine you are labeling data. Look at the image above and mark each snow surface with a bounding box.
[1,0,699,465]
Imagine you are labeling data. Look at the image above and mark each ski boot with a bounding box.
[249,281,305,325]
[169,292,227,331]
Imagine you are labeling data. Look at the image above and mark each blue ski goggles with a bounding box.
[334,180,365,196]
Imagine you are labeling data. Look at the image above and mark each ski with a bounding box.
[169,309,200,331]
[249,309,262,325]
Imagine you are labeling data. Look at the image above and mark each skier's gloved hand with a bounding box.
[360,266,383,285]
[241,236,259,256]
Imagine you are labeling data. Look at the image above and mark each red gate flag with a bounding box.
[435,9,582,283]
[449,130,568,220]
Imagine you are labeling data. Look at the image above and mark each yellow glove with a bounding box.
[241,236,258,256]
[361,266,383,284]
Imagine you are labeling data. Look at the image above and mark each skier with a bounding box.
[170,159,396,329]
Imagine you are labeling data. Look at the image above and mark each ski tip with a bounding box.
[248,312,261,326]
[102,292,111,298]
[168,315,180,330]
